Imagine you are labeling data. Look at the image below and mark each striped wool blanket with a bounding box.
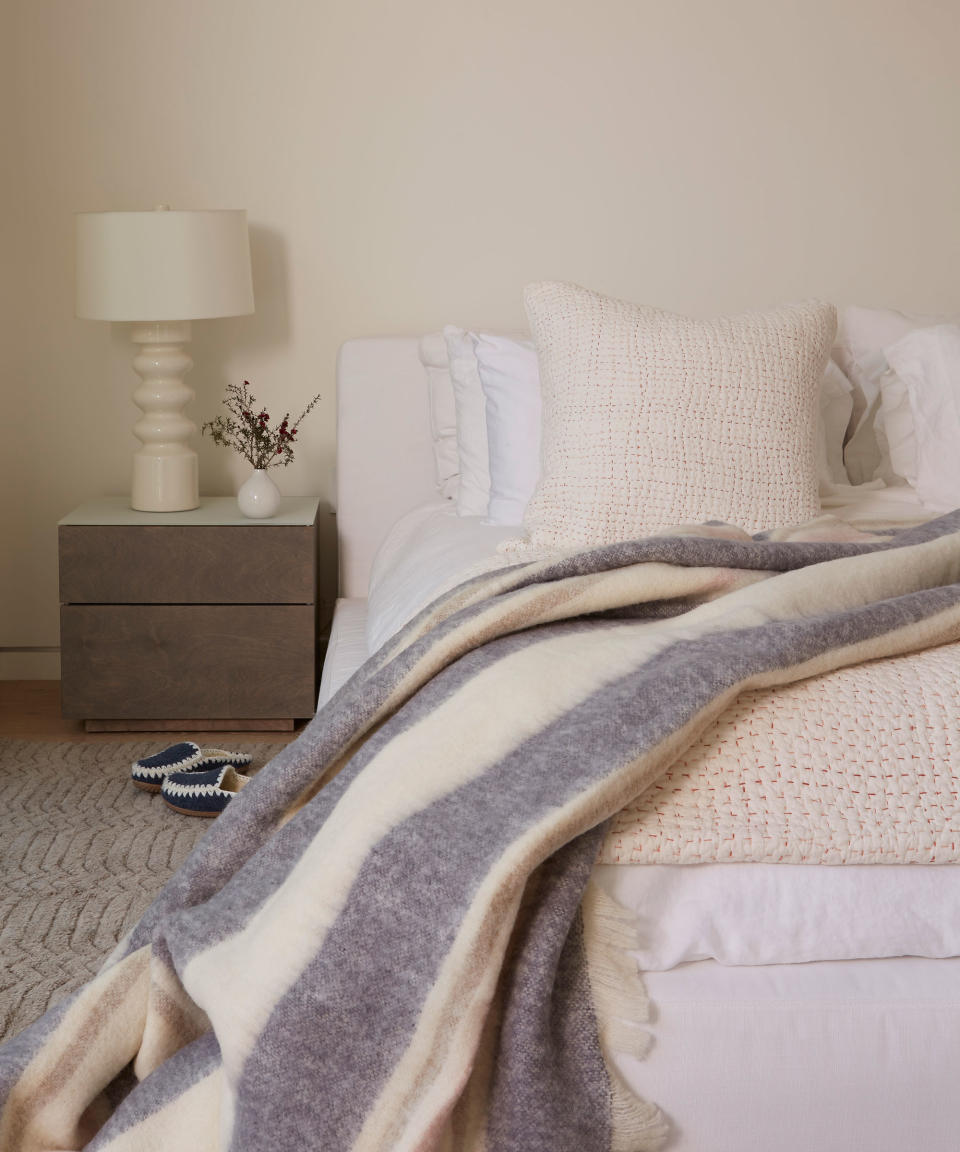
[5,512,960,1152]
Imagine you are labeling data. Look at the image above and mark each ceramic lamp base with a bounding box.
[130,321,200,512]
[132,451,200,513]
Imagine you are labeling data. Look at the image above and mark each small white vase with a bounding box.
[237,469,281,519]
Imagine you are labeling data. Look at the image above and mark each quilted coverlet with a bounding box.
[602,639,960,865]
[4,513,960,1151]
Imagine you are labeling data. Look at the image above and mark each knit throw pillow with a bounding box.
[512,282,835,550]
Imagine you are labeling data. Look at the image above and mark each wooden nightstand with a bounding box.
[58,496,320,731]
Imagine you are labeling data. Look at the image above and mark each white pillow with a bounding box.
[877,369,919,489]
[474,334,541,526]
[834,306,950,487]
[417,333,459,500]
[883,324,960,512]
[443,326,491,517]
[510,282,834,550]
[817,360,854,492]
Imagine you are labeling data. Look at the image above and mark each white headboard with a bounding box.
[336,337,438,599]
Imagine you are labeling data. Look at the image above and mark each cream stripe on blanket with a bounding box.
[4,513,960,1152]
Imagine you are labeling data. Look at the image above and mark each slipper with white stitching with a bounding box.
[160,764,251,817]
[131,742,253,792]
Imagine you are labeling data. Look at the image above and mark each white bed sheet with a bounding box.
[594,862,960,969]
[820,478,932,523]
[625,957,960,1151]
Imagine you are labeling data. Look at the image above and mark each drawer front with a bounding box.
[60,605,317,719]
[59,524,316,605]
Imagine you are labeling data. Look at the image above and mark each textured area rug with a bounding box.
[0,738,285,1042]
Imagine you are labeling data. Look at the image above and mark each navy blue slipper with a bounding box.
[160,764,251,817]
[131,742,253,792]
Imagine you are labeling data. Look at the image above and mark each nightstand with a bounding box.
[58,496,320,731]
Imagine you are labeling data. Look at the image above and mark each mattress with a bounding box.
[319,494,960,1148]
[317,597,368,707]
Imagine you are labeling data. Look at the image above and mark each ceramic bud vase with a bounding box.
[237,469,281,519]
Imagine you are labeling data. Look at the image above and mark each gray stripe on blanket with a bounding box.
[485,826,613,1152]
[225,584,960,1150]
[88,1031,221,1149]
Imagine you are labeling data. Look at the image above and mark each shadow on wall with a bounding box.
[188,223,295,493]
[189,221,292,366]
[236,223,292,352]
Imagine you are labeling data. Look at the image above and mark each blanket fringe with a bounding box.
[582,881,669,1152]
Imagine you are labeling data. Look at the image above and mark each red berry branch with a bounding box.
[202,380,320,470]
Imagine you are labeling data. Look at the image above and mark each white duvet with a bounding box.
[366,486,934,652]
[366,500,516,654]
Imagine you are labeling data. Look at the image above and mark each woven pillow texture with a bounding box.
[516,282,836,550]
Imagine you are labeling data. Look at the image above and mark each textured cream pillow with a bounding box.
[513,282,835,549]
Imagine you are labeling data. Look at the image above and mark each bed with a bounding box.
[7,289,960,1152]
[321,329,960,1151]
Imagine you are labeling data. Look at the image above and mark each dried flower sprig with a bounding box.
[202,380,321,470]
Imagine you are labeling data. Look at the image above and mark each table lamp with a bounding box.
[75,206,255,512]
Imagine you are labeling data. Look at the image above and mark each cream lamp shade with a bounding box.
[75,207,254,512]
[76,209,254,321]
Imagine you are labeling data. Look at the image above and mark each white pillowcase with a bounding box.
[834,305,950,487]
[417,333,459,500]
[884,324,960,511]
[510,282,834,549]
[474,334,540,526]
[443,326,491,517]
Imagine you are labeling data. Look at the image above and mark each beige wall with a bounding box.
[2,0,959,677]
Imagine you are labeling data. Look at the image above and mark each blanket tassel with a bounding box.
[582,881,669,1152]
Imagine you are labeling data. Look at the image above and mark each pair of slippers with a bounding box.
[131,742,253,817]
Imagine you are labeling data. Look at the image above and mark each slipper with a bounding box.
[160,764,251,817]
[131,741,253,792]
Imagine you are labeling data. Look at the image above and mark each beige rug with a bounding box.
[0,738,286,1042]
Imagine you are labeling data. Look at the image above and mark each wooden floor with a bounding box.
[0,681,305,746]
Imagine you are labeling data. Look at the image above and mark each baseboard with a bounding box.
[85,717,296,732]
[0,650,62,680]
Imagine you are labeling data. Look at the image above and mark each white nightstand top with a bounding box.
[59,495,321,527]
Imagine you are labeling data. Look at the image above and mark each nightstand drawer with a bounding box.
[60,605,317,719]
[59,524,316,605]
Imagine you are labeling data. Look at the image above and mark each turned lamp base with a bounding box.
[130,321,200,512]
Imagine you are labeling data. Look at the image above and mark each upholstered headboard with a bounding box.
[335,337,438,599]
